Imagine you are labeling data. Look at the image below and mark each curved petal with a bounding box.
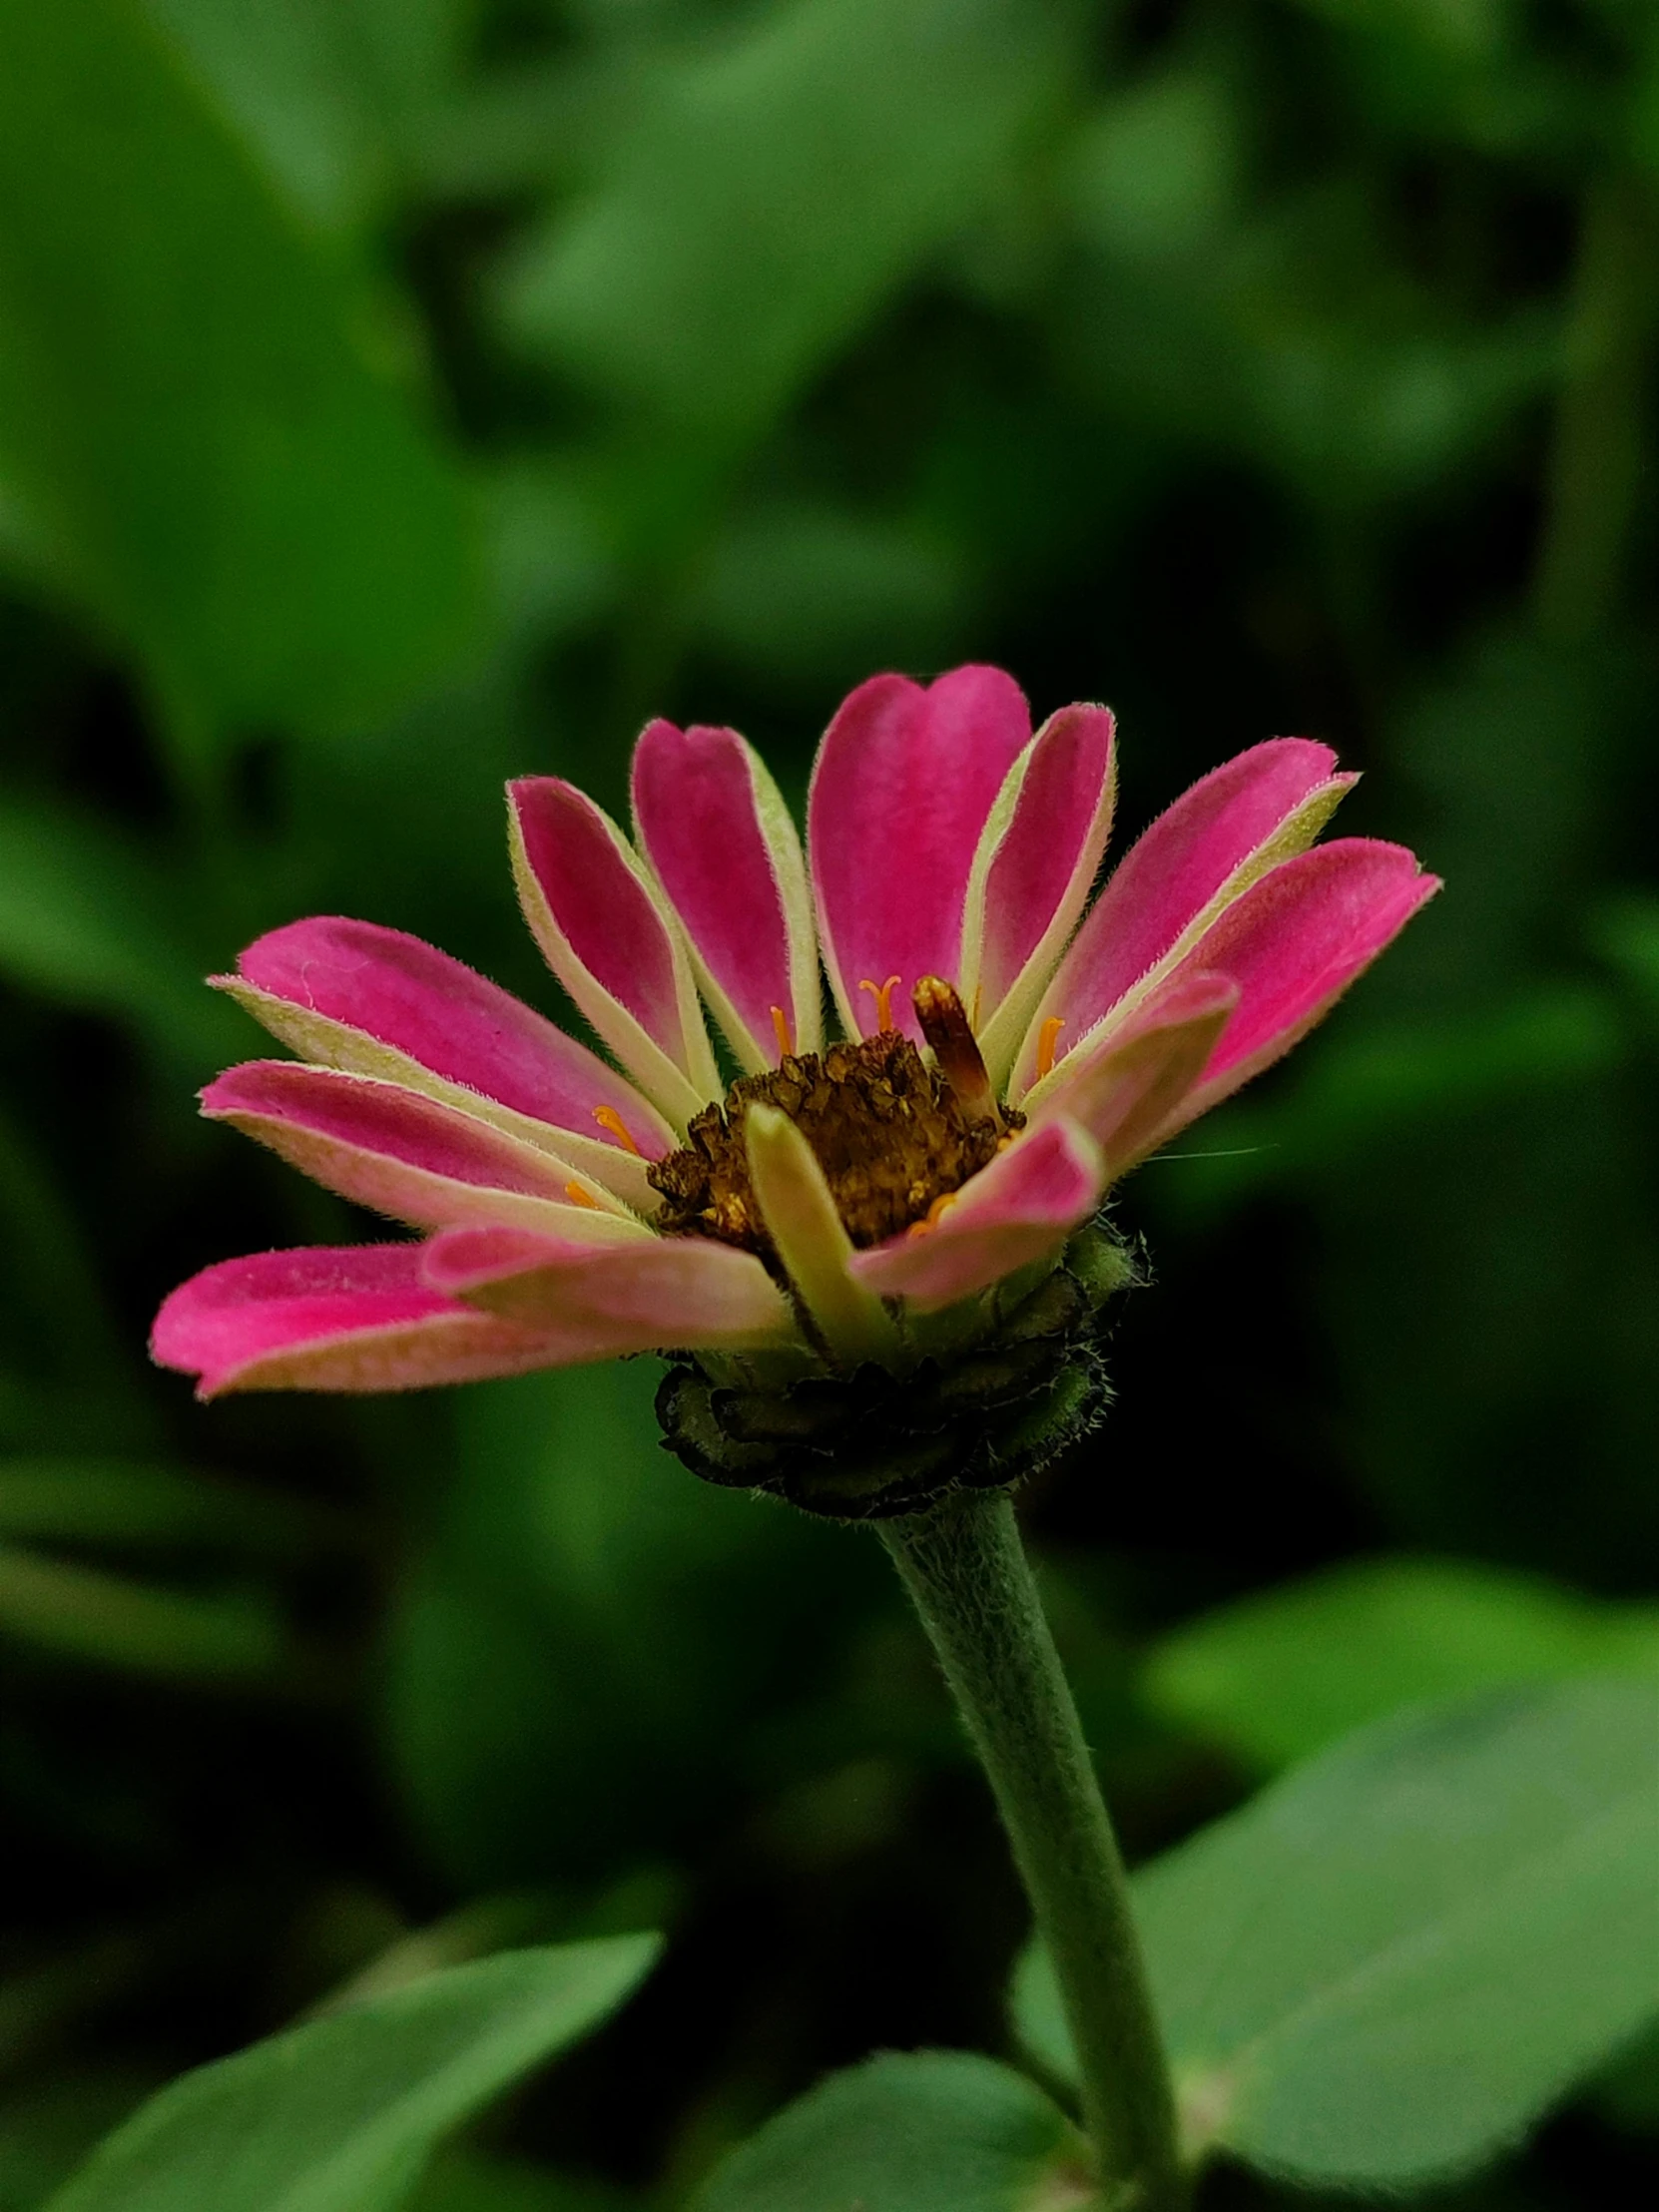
[631,718,822,1071]
[808,665,1030,1043]
[1028,971,1239,1177]
[421,1223,798,1353]
[151,1245,569,1399]
[216,916,672,1211]
[745,1103,901,1367]
[509,778,720,1126]
[203,1062,654,1240]
[1014,738,1355,1101]
[849,1118,1104,1312]
[1141,838,1443,1150]
[958,703,1116,1088]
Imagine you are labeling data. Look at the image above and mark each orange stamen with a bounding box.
[592,1105,642,1155]
[858,973,903,1033]
[563,1180,605,1210]
[906,1191,960,1240]
[1035,1015,1066,1081]
[771,1004,794,1059]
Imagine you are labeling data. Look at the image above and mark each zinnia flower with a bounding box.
[154,666,1436,1513]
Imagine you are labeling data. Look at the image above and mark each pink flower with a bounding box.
[153,666,1437,1408]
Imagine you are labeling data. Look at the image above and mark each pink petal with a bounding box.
[1017,739,1353,1093]
[965,704,1117,1083]
[509,779,719,1123]
[1030,971,1239,1175]
[1148,838,1442,1144]
[421,1224,797,1352]
[202,1062,653,1238]
[808,666,1031,1043]
[970,706,1116,1012]
[221,916,674,1191]
[632,719,820,1069]
[849,1118,1104,1312]
[151,1245,569,1398]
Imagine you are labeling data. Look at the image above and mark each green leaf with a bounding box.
[0,1458,348,1559]
[43,1937,660,2212]
[691,2050,1091,2212]
[0,0,478,744]
[1143,1555,1659,1772]
[1594,892,1659,1015]
[410,2151,637,2212]
[384,1361,867,1889]
[498,0,1067,434]
[0,800,240,1068]
[142,0,461,235]
[0,1544,292,1686]
[1015,1678,1659,2187]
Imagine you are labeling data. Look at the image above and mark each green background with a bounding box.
[0,2,1655,2206]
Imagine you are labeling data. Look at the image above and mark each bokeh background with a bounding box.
[0,1,1656,2206]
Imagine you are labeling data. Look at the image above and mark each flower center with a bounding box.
[649,1010,1014,1260]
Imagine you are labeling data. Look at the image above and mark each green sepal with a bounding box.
[655,1214,1130,1519]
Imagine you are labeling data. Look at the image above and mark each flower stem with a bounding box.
[878,1489,1184,2211]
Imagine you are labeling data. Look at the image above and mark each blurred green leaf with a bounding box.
[42,1938,660,2212]
[0,800,238,1067]
[1143,1555,1659,1773]
[0,1458,348,1558]
[1015,1677,1659,2186]
[691,2050,1090,2212]
[145,0,395,234]
[1152,983,1624,1215]
[0,2071,158,2212]
[144,1,462,232]
[692,499,965,686]
[499,0,1068,435]
[1593,2017,1659,2135]
[0,1544,294,1687]
[384,1361,869,1887]
[1594,891,1659,1012]
[410,2152,637,2212]
[0,0,479,747]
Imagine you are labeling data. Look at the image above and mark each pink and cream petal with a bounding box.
[202,1063,655,1241]
[216,917,672,1211]
[420,1223,799,1354]
[808,666,1031,1044]
[959,703,1117,1089]
[1012,739,1357,1101]
[151,1245,572,1399]
[1139,838,1442,1151]
[1024,971,1239,1178]
[744,1103,902,1367]
[632,720,822,1072]
[849,1118,1105,1313]
[509,779,720,1126]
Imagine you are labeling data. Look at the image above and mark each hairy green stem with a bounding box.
[878,1489,1184,2211]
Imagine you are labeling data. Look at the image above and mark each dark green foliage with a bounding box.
[0,0,1655,2205]
[690,2049,1088,2211]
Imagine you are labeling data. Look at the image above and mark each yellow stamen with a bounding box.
[1035,1015,1066,1081]
[593,1105,642,1155]
[771,1004,794,1059]
[563,1180,605,1210]
[971,983,983,1031]
[858,973,903,1033]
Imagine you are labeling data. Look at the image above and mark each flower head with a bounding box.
[154,666,1437,1513]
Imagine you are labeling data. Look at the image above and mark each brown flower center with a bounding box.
[649,1025,1016,1259]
